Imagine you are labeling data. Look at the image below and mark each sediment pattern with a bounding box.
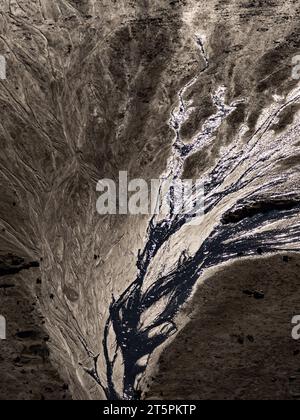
[1,0,300,400]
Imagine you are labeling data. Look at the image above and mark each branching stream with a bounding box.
[82,36,300,400]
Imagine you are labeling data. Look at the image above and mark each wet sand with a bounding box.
[146,254,300,400]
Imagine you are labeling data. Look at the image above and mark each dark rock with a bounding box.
[16,331,39,340]
[253,291,265,300]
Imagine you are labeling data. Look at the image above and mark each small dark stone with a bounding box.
[283,256,289,263]
[237,335,244,345]
[30,261,40,268]
[243,289,253,296]
[253,291,265,300]
[16,331,39,339]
